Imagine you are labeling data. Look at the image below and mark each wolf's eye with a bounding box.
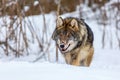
[69,24,75,28]
[71,26,75,28]
[68,24,71,26]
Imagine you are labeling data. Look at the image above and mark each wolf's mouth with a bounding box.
[61,44,70,51]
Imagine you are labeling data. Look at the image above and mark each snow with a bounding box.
[24,6,30,12]
[0,61,119,80]
[34,1,39,6]
[0,49,120,80]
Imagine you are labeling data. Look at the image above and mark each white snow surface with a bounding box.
[0,49,120,80]
[0,60,119,80]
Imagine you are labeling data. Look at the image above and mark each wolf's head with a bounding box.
[52,17,85,53]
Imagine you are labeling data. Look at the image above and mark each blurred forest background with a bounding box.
[0,0,111,16]
[0,0,120,61]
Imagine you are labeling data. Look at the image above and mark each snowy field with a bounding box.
[0,0,120,80]
[0,55,120,80]
[0,48,120,80]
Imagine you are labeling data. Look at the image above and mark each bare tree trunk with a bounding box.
[102,26,106,48]
[56,0,61,62]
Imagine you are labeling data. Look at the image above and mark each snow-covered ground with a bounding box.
[0,58,120,80]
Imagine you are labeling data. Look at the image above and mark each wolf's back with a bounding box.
[84,22,94,45]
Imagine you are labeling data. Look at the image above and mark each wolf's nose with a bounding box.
[60,44,64,48]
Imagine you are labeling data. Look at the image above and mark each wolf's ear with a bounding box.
[70,19,79,30]
[56,17,63,27]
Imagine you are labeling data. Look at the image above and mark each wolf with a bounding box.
[52,17,94,66]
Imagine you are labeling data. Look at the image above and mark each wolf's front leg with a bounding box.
[71,59,81,66]
[71,53,81,66]
[64,53,71,64]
